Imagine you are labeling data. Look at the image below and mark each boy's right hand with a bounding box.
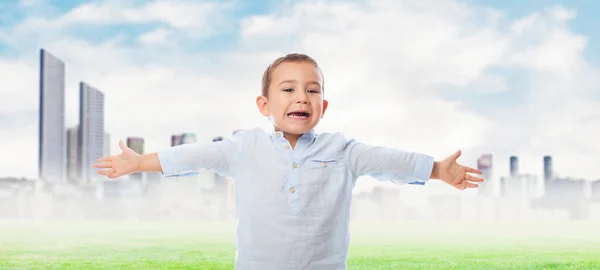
[93,140,141,179]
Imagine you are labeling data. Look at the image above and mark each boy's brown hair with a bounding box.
[261,53,324,97]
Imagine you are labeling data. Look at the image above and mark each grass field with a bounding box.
[1,220,599,269]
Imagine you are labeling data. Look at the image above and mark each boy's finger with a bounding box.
[455,181,467,190]
[119,140,127,150]
[466,182,478,188]
[465,167,482,175]
[97,155,118,162]
[107,171,120,179]
[93,162,112,169]
[465,174,484,182]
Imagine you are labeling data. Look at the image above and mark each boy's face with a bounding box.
[256,61,328,135]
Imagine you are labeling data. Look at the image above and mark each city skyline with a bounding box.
[1,0,599,187]
[6,47,598,185]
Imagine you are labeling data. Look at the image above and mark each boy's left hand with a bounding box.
[431,150,484,190]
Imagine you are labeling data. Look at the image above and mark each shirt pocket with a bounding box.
[307,158,344,169]
[300,157,348,209]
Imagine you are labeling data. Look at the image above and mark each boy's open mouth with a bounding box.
[287,111,310,119]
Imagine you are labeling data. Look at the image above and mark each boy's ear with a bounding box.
[256,96,270,116]
[321,99,329,118]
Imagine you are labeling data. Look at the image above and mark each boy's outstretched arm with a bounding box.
[345,140,483,189]
[94,132,243,179]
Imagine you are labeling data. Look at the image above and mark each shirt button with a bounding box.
[276,132,281,137]
[284,145,290,149]
[292,162,297,168]
[289,187,296,193]
[321,161,327,167]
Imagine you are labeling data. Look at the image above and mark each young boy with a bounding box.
[94,53,483,270]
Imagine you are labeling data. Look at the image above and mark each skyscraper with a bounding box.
[509,156,519,177]
[181,133,197,144]
[543,155,553,182]
[477,154,493,196]
[171,133,197,146]
[66,125,79,184]
[78,82,105,185]
[127,137,144,155]
[38,49,66,183]
[171,134,183,146]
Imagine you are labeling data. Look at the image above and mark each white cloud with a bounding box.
[0,0,598,189]
[137,28,172,45]
[10,0,235,41]
[0,59,38,113]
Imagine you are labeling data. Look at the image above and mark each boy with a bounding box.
[94,53,483,270]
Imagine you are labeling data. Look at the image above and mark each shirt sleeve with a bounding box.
[344,139,434,185]
[156,130,244,178]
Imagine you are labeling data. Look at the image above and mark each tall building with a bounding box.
[477,154,493,196]
[127,137,144,154]
[544,156,553,183]
[171,134,182,146]
[38,49,66,183]
[66,125,79,184]
[127,137,144,181]
[171,133,197,146]
[181,133,197,144]
[78,82,105,185]
[509,156,519,177]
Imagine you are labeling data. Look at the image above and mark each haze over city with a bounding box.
[1,1,600,269]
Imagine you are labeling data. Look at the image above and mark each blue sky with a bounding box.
[468,0,600,62]
[3,0,595,60]
[0,0,599,187]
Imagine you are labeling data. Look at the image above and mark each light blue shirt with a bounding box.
[157,127,434,270]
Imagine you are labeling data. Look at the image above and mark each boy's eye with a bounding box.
[308,89,320,94]
[283,88,293,92]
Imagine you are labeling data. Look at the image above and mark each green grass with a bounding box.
[1,220,599,269]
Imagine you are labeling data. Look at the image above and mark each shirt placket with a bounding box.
[274,131,302,216]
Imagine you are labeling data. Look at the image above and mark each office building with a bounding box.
[38,49,66,183]
[171,133,197,146]
[66,125,79,184]
[544,156,553,182]
[181,133,197,144]
[127,137,144,181]
[127,137,144,154]
[171,134,182,146]
[510,156,519,177]
[78,82,105,185]
[477,154,493,196]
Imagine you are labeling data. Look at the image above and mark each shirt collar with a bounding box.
[271,129,317,141]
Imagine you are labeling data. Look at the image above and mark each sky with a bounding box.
[0,0,599,192]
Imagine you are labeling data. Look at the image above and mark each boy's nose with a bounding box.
[295,93,309,104]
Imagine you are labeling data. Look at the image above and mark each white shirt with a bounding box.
[157,127,434,270]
